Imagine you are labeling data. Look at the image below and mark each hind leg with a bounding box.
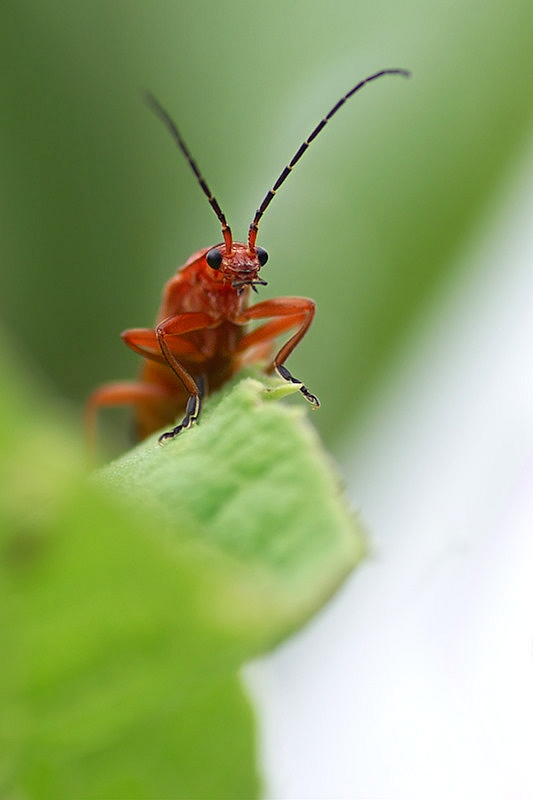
[85,380,174,456]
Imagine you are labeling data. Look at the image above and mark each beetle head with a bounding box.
[205,241,268,294]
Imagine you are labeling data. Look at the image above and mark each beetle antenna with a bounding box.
[143,91,233,252]
[248,68,410,250]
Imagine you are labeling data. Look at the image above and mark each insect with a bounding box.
[86,68,409,446]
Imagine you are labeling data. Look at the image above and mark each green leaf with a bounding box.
[99,374,366,644]
[0,348,363,798]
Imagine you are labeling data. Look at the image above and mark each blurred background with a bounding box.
[2,0,533,797]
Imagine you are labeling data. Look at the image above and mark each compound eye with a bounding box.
[206,248,223,270]
[256,246,269,266]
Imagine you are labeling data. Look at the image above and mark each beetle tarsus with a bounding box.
[158,384,202,444]
[276,364,320,408]
[300,385,320,408]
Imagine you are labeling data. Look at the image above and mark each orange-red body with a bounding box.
[86,69,408,446]
[86,239,317,443]
[131,246,249,439]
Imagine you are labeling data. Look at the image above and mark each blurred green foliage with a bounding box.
[2,2,533,796]
[1,1,533,446]
[0,354,364,797]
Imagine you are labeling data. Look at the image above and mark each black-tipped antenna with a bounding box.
[248,68,410,249]
[143,91,233,251]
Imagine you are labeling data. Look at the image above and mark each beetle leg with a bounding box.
[157,374,205,443]
[236,297,319,407]
[85,380,174,457]
[121,327,203,363]
[155,312,215,441]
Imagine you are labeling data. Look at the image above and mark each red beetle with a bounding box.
[86,69,409,445]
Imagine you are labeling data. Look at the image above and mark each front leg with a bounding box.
[124,311,215,442]
[236,297,319,407]
[157,374,206,443]
[155,312,215,442]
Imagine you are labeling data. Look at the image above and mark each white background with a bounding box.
[246,138,533,799]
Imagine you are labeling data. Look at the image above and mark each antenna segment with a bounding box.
[144,91,233,252]
[144,69,409,254]
[247,68,410,249]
